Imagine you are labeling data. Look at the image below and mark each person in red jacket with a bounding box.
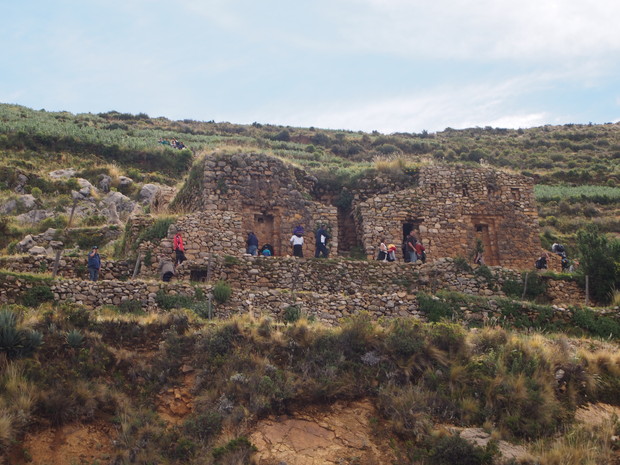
[414,241,426,264]
[173,230,186,267]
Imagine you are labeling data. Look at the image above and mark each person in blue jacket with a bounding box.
[246,231,259,256]
[314,225,330,258]
[87,246,101,281]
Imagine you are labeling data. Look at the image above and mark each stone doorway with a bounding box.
[473,221,500,266]
[337,207,361,256]
[253,213,280,256]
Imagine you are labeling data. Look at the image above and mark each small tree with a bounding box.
[576,225,620,304]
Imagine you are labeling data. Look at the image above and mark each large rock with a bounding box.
[77,178,97,197]
[0,194,37,215]
[49,168,76,179]
[102,192,137,220]
[17,235,36,253]
[28,246,47,255]
[15,209,54,224]
[99,174,112,193]
[118,176,134,188]
[139,184,160,205]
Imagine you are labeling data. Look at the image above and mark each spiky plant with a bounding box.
[66,329,85,349]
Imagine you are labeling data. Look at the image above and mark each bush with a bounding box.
[183,410,222,443]
[425,434,497,465]
[576,225,620,304]
[212,281,232,304]
[155,290,193,310]
[212,436,257,463]
[0,308,43,359]
[118,299,143,314]
[21,285,54,307]
[136,217,175,247]
[418,293,453,322]
[283,305,301,323]
[573,308,620,339]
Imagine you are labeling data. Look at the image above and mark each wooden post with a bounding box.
[132,252,142,279]
[208,295,213,319]
[521,272,529,300]
[51,249,62,278]
[585,275,590,306]
[67,198,78,229]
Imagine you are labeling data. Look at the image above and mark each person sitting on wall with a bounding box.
[535,252,549,270]
[377,239,388,261]
[87,246,101,281]
[260,243,274,257]
[173,229,186,268]
[246,231,259,256]
[158,256,175,282]
[314,224,330,258]
[290,231,304,257]
[387,244,397,262]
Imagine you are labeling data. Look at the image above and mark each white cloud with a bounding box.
[268,73,555,132]
[316,0,620,61]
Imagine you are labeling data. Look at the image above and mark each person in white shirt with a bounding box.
[290,232,304,257]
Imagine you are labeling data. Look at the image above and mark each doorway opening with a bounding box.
[253,213,279,256]
[473,222,500,265]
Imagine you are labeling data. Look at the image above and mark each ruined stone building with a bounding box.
[163,152,540,271]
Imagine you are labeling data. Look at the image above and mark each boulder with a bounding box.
[14,174,29,193]
[0,199,17,215]
[15,209,53,224]
[17,235,36,253]
[49,168,76,179]
[99,174,112,193]
[139,184,160,205]
[28,246,47,255]
[118,176,133,188]
[102,191,137,220]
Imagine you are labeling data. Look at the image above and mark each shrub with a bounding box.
[0,308,43,359]
[66,329,84,348]
[576,225,620,304]
[212,436,257,463]
[212,280,232,304]
[385,318,426,358]
[418,293,453,322]
[283,305,302,323]
[136,217,175,247]
[573,308,620,339]
[453,256,472,272]
[183,410,222,443]
[118,299,143,314]
[21,285,54,307]
[425,434,497,465]
[155,290,193,310]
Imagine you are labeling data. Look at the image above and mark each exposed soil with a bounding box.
[250,399,396,465]
[8,420,115,465]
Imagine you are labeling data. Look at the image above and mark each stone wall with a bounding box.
[355,164,541,269]
[0,255,133,280]
[0,269,593,328]
[170,152,338,258]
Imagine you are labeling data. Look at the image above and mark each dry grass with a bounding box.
[535,418,618,465]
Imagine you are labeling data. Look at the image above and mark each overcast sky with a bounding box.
[2,0,619,133]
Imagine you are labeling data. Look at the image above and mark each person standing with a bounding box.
[314,224,330,258]
[290,231,304,257]
[173,230,186,267]
[405,233,418,263]
[246,231,259,256]
[87,246,101,281]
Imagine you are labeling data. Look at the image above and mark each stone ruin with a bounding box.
[149,151,540,273]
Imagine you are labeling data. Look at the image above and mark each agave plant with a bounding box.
[0,309,43,359]
[66,329,85,349]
